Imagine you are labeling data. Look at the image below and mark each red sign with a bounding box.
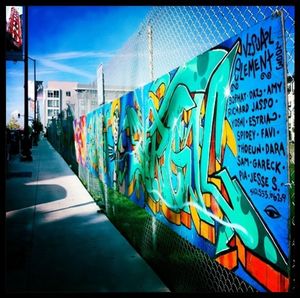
[6,6,23,61]
[7,7,22,49]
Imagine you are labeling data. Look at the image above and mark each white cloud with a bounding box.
[7,68,56,78]
[38,50,116,61]
[38,58,95,80]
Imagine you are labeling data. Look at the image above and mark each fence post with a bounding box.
[97,64,105,106]
[147,24,154,82]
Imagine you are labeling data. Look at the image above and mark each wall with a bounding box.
[74,15,291,292]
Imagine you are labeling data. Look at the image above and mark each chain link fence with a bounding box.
[48,6,295,292]
[46,105,78,175]
[103,6,294,92]
[101,5,295,292]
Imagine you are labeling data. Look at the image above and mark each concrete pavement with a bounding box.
[5,137,169,293]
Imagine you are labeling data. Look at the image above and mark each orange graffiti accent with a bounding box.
[156,131,162,145]
[210,196,223,219]
[149,109,154,123]
[246,248,289,292]
[134,100,139,111]
[186,130,193,147]
[180,139,185,150]
[225,236,290,292]
[154,165,158,179]
[215,249,238,270]
[133,132,139,141]
[236,236,246,267]
[172,140,175,151]
[190,197,216,244]
[200,220,215,243]
[161,201,181,225]
[156,83,166,100]
[146,194,192,228]
[159,155,165,166]
[221,181,231,205]
[159,200,191,228]
[180,209,191,229]
[147,196,160,214]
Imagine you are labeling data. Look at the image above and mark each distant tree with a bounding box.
[7,116,20,130]
[32,119,43,134]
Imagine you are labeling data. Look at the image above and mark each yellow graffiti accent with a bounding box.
[182,109,192,124]
[133,132,140,141]
[171,161,177,174]
[149,92,160,110]
[147,196,160,214]
[203,193,211,207]
[128,178,136,196]
[222,119,237,156]
[111,98,120,119]
[190,194,216,244]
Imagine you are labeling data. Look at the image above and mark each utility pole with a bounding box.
[27,57,37,120]
[21,5,32,161]
[33,58,36,122]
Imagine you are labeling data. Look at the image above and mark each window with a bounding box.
[47,90,54,98]
[48,109,55,117]
[48,109,60,117]
[48,100,59,107]
[47,90,60,98]
[66,91,71,96]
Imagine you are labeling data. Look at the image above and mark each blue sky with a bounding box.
[6,6,152,124]
[6,5,294,125]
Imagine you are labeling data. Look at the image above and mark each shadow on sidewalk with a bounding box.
[6,184,67,212]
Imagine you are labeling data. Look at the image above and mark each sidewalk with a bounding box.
[5,137,169,293]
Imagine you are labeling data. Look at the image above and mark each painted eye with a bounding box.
[264,205,281,219]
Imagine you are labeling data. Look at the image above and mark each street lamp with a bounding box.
[21,5,32,161]
[20,7,39,159]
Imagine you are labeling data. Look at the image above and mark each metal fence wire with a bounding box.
[48,5,295,292]
[103,6,294,92]
[102,7,295,291]
[102,7,295,290]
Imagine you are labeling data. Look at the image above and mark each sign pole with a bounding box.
[21,5,32,161]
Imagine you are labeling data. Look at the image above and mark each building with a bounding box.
[42,81,98,128]
[75,82,98,117]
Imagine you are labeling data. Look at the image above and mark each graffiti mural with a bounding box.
[73,115,87,167]
[73,15,290,292]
